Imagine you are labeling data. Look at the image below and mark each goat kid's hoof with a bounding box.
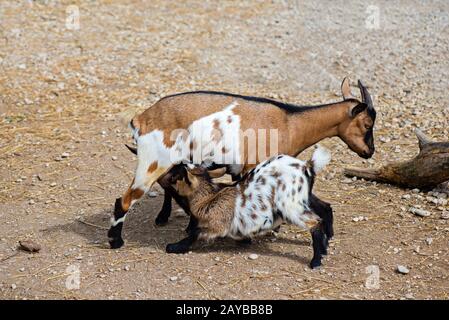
[309,259,322,269]
[236,238,252,246]
[166,243,189,254]
[109,237,124,249]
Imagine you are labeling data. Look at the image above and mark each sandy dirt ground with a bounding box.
[0,0,448,299]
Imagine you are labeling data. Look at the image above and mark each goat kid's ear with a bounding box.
[349,103,368,118]
[208,167,227,178]
[341,77,355,100]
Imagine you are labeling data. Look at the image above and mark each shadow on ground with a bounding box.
[43,197,316,266]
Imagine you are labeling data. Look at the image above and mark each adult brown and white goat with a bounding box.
[108,78,375,249]
[162,146,332,268]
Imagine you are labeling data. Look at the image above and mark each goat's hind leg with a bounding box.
[310,224,327,269]
[309,193,333,254]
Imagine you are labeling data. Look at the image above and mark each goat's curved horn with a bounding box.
[358,80,373,109]
[125,144,137,155]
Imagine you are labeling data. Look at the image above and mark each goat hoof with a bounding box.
[166,243,189,254]
[109,237,124,249]
[309,259,322,269]
[155,216,169,226]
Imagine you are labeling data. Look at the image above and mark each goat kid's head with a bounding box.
[338,78,377,159]
[161,164,226,197]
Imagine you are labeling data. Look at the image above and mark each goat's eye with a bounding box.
[365,125,371,130]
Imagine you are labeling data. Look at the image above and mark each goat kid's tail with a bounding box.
[309,145,331,174]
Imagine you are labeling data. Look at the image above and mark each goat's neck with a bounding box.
[287,101,353,156]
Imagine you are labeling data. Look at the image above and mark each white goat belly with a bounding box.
[132,101,243,190]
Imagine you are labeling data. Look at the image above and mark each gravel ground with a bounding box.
[0,0,448,299]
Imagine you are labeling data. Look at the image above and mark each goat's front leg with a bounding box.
[166,227,201,254]
[108,184,146,249]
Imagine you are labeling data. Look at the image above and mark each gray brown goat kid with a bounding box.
[162,146,333,268]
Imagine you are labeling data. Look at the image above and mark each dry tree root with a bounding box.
[344,129,449,189]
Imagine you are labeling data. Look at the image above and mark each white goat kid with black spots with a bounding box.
[163,146,333,268]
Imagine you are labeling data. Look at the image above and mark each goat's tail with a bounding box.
[309,145,331,174]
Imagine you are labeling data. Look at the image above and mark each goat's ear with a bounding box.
[341,77,354,100]
[349,103,368,118]
[208,167,227,178]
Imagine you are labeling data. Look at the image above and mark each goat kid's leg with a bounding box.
[310,224,327,269]
[309,193,334,251]
[185,216,198,234]
[108,185,145,249]
[311,194,334,239]
[155,189,172,226]
[166,228,201,254]
[166,186,195,233]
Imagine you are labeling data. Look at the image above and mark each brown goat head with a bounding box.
[338,78,376,159]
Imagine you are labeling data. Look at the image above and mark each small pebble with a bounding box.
[409,207,430,217]
[248,253,259,260]
[397,265,409,274]
[170,276,178,281]
[111,156,118,161]
[147,191,158,198]
[425,237,433,245]
[61,152,70,158]
[19,240,41,253]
